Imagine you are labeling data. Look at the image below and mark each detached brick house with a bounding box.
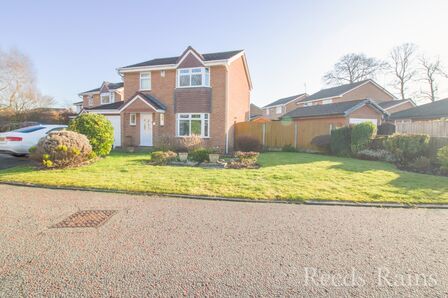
[262,93,307,120]
[77,47,252,153]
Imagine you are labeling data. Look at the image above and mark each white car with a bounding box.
[0,124,67,156]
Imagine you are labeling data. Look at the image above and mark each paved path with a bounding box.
[0,154,30,170]
[0,185,447,296]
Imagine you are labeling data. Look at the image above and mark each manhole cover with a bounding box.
[51,210,117,228]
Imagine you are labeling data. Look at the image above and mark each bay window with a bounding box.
[177,67,210,88]
[140,72,151,90]
[176,113,209,137]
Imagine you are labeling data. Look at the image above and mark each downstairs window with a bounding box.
[176,113,209,137]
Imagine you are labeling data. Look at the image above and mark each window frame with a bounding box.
[129,113,137,126]
[100,92,111,105]
[176,113,210,138]
[159,113,165,127]
[322,99,333,105]
[88,95,93,107]
[176,67,210,88]
[140,72,151,91]
[275,106,283,114]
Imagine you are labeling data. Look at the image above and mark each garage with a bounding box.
[104,115,121,147]
[349,118,378,126]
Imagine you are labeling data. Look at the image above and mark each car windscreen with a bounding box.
[13,126,46,133]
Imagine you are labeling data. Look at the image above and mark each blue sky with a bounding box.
[1,0,447,107]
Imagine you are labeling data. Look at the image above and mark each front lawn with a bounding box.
[1,152,447,203]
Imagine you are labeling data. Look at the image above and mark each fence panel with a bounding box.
[265,121,296,149]
[396,121,448,137]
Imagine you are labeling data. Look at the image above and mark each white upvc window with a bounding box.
[129,113,137,126]
[140,72,151,90]
[276,106,283,114]
[177,67,210,88]
[176,113,209,138]
[322,99,333,105]
[304,102,313,107]
[160,113,165,126]
[100,92,111,104]
[110,92,115,103]
[266,109,270,115]
[88,95,93,107]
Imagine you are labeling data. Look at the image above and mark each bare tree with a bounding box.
[323,53,386,86]
[389,43,417,99]
[0,48,54,120]
[419,55,447,102]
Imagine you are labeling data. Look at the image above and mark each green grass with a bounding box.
[1,152,448,203]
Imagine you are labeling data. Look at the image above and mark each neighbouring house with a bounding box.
[250,104,270,122]
[76,47,252,152]
[390,98,448,123]
[79,81,125,109]
[377,98,416,114]
[262,93,307,120]
[281,99,388,150]
[73,101,83,114]
[296,79,396,108]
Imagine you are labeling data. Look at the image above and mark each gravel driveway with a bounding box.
[0,185,447,296]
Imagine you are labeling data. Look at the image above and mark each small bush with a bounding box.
[409,156,432,172]
[311,135,331,152]
[377,123,396,135]
[156,135,179,152]
[189,148,210,162]
[226,151,260,169]
[69,113,114,156]
[351,122,377,154]
[330,126,352,156]
[368,136,388,150]
[178,134,204,152]
[385,134,430,164]
[150,151,177,165]
[235,136,262,152]
[282,144,297,152]
[437,145,448,173]
[357,149,396,163]
[30,131,93,168]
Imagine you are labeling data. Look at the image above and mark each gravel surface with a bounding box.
[0,184,447,297]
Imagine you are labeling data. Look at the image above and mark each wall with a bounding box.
[386,101,414,114]
[349,105,383,124]
[340,82,394,103]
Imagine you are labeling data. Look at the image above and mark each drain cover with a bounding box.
[51,210,117,228]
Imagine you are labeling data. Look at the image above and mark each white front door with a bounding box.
[140,113,153,146]
[104,115,121,147]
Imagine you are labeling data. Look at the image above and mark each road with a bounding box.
[0,185,447,296]
[0,154,31,170]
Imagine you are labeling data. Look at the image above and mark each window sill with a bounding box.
[139,89,151,92]
[176,86,211,89]
[175,136,210,139]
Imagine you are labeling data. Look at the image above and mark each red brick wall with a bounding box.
[348,105,383,124]
[227,56,251,150]
[385,101,414,114]
[175,88,211,113]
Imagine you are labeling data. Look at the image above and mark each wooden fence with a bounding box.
[234,120,333,151]
[396,120,448,137]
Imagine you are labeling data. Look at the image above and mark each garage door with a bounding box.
[105,115,121,147]
[349,118,378,126]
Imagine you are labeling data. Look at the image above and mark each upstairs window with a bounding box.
[322,99,333,105]
[177,67,210,88]
[100,93,111,104]
[140,72,151,90]
[304,102,313,107]
[276,106,283,114]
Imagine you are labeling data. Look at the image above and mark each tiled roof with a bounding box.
[301,80,371,102]
[131,92,167,111]
[122,50,244,69]
[250,104,263,117]
[377,99,413,109]
[80,82,124,94]
[263,93,307,108]
[85,101,124,110]
[390,98,448,120]
[282,99,385,119]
